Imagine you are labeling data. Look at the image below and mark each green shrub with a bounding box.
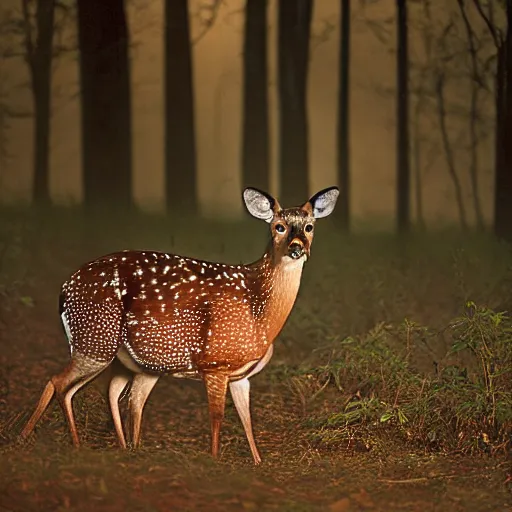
[296,303,512,455]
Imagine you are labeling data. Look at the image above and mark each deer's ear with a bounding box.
[307,187,339,219]
[243,188,279,223]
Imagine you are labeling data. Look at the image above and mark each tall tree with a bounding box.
[165,0,197,215]
[457,0,484,229]
[77,0,132,210]
[278,0,313,206]
[396,0,410,233]
[242,0,269,192]
[336,0,351,230]
[22,0,55,206]
[495,0,512,241]
[473,0,512,241]
[409,0,434,231]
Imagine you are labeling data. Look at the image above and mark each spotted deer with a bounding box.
[20,186,339,464]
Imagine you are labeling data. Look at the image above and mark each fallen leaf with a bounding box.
[329,497,351,512]
[350,488,374,508]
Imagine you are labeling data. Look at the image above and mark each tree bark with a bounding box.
[278,0,312,206]
[25,0,55,206]
[396,0,410,232]
[77,0,132,211]
[165,0,197,215]
[242,0,269,193]
[494,1,512,240]
[336,0,351,230]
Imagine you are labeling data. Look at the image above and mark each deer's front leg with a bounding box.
[204,373,229,459]
[229,377,261,464]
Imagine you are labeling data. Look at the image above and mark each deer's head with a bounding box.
[243,187,339,264]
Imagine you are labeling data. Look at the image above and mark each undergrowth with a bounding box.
[290,302,512,456]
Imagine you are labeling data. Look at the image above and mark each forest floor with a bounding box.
[0,207,511,511]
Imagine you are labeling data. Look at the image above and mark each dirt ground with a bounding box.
[0,215,511,511]
[0,298,510,512]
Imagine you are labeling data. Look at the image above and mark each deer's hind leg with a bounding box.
[22,299,124,445]
[128,373,160,448]
[108,361,133,449]
[21,354,110,446]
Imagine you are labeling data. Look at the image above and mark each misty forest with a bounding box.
[0,0,511,510]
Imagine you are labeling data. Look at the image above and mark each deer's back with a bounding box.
[61,251,270,374]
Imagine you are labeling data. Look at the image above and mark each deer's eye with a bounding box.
[275,223,286,234]
[305,224,314,233]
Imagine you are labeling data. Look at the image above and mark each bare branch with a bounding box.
[311,19,336,51]
[472,0,501,46]
[20,0,35,64]
[458,1,484,85]
[192,0,223,45]
[435,72,467,229]
[1,50,26,58]
[1,104,32,118]
[457,0,485,227]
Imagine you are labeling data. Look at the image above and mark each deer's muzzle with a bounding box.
[288,238,307,260]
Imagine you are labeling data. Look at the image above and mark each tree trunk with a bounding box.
[242,0,269,192]
[396,0,410,233]
[165,0,197,215]
[77,0,132,211]
[336,0,351,230]
[278,0,312,206]
[457,0,484,228]
[30,0,55,206]
[494,1,512,241]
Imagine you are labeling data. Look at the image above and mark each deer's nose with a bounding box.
[288,238,307,260]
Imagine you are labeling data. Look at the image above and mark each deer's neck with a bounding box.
[246,251,306,344]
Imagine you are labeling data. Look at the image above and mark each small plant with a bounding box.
[299,304,512,455]
[441,301,512,451]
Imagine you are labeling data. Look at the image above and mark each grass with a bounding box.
[0,205,511,511]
